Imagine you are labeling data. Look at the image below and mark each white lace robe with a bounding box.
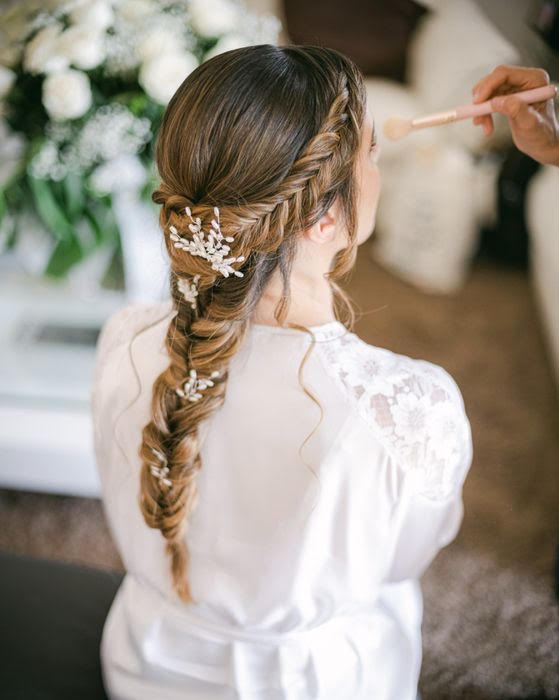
[91,299,473,700]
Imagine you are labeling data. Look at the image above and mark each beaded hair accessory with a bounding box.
[165,206,231,441]
[169,207,245,311]
[177,274,200,310]
[176,368,222,402]
[148,368,223,489]
[149,447,172,488]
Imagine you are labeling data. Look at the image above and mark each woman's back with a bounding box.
[92,298,473,699]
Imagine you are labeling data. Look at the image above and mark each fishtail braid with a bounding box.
[139,44,366,603]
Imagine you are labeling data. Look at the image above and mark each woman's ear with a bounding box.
[303,202,340,245]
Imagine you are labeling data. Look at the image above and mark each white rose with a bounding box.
[69,0,114,31]
[203,33,251,61]
[139,51,198,105]
[0,65,16,99]
[42,69,92,121]
[23,22,70,75]
[57,25,106,70]
[188,0,240,37]
[116,0,156,22]
[137,26,184,62]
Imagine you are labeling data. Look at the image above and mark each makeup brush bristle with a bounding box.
[383,117,412,141]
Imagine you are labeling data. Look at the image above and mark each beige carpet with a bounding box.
[1,244,558,699]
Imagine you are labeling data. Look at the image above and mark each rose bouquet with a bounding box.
[0,0,281,289]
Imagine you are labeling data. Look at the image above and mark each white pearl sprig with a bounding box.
[176,368,221,402]
[177,274,200,309]
[168,206,245,278]
[149,447,172,488]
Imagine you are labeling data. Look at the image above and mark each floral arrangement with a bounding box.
[0,0,281,287]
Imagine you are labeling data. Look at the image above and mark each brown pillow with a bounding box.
[282,0,429,83]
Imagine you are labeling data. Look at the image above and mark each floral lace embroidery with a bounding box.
[315,332,473,501]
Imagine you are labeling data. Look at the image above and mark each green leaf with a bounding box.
[82,205,103,246]
[3,215,18,251]
[129,94,148,116]
[84,197,120,247]
[74,216,98,256]
[0,162,27,224]
[101,239,125,291]
[44,236,84,278]
[0,188,5,225]
[27,175,74,243]
[62,172,84,221]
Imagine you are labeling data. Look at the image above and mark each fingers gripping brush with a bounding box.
[383,84,558,141]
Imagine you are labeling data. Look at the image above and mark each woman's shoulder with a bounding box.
[317,329,473,500]
[95,298,173,363]
[91,298,173,409]
[316,328,463,401]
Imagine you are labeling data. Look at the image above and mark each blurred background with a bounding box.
[0,0,558,698]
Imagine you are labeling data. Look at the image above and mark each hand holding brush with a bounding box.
[471,65,559,166]
[384,67,558,166]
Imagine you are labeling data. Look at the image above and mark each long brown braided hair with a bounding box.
[141,44,367,603]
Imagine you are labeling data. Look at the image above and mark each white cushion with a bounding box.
[364,77,442,162]
[372,141,479,294]
[526,165,559,388]
[407,0,520,153]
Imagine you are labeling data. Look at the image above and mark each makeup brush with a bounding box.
[383,84,558,141]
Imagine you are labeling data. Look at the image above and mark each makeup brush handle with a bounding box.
[456,84,558,119]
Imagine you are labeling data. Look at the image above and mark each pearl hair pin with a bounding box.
[168,206,245,279]
[150,367,223,490]
[176,368,221,402]
[149,447,172,487]
[177,274,200,309]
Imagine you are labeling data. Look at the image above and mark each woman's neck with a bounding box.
[251,272,336,327]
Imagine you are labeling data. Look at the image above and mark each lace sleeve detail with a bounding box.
[361,357,473,501]
[316,334,473,501]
